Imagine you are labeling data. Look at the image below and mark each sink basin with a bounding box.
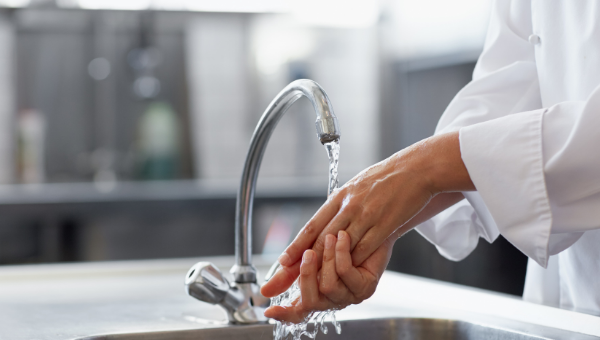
[79,317,597,340]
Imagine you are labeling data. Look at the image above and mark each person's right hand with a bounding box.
[264,230,395,323]
[260,191,464,299]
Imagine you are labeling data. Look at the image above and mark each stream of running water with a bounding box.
[271,139,342,340]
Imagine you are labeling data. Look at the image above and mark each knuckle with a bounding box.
[303,223,315,236]
[345,201,361,213]
[331,189,342,201]
[313,237,325,251]
[360,207,375,223]
[337,264,350,277]
[328,188,345,205]
[300,266,311,277]
[285,243,298,255]
[355,242,367,254]
[344,229,359,245]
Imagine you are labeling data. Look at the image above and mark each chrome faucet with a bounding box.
[185,79,340,324]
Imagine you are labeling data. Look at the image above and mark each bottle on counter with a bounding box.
[136,101,181,180]
[17,109,45,184]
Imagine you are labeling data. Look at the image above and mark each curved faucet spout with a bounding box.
[232,79,340,283]
[185,79,340,324]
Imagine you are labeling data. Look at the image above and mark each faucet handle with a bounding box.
[185,262,231,304]
[185,262,268,324]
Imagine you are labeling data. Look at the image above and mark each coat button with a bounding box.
[528,34,541,45]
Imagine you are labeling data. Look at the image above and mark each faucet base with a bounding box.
[230,264,258,283]
[230,282,270,324]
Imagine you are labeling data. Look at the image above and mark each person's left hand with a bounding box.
[263,230,395,323]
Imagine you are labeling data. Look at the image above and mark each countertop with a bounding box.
[1,256,598,339]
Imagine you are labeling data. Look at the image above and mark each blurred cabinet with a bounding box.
[0,7,527,297]
[14,9,194,183]
[0,12,15,184]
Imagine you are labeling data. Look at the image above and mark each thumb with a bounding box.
[260,260,301,298]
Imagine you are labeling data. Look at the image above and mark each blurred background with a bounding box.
[0,0,527,296]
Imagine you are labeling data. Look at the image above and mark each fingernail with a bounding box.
[278,252,291,266]
[303,250,313,264]
[325,234,334,249]
[338,230,345,240]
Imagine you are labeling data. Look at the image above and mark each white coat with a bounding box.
[415,0,600,315]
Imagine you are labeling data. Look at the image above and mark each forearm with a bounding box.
[275,131,474,269]
[406,131,475,194]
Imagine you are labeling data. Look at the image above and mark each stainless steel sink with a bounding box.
[79,317,598,340]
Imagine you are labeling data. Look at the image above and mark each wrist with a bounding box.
[409,131,475,194]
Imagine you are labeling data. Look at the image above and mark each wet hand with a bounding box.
[263,230,395,323]
[260,192,464,299]
[275,132,473,275]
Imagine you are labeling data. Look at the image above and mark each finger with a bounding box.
[351,223,395,267]
[310,211,351,264]
[260,260,301,298]
[264,305,305,324]
[361,233,397,278]
[312,193,375,263]
[265,250,328,324]
[336,230,369,296]
[349,234,398,302]
[320,234,338,289]
[279,198,341,267]
[343,221,375,253]
[299,250,320,310]
[319,234,349,304]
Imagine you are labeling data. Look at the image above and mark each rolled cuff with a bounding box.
[459,108,552,267]
[415,199,478,261]
[415,193,499,262]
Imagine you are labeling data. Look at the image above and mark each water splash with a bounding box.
[271,281,341,340]
[271,139,342,340]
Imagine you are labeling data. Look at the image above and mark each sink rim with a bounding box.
[75,316,600,340]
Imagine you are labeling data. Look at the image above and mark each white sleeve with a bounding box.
[415,0,543,263]
[418,0,599,268]
[461,90,600,268]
